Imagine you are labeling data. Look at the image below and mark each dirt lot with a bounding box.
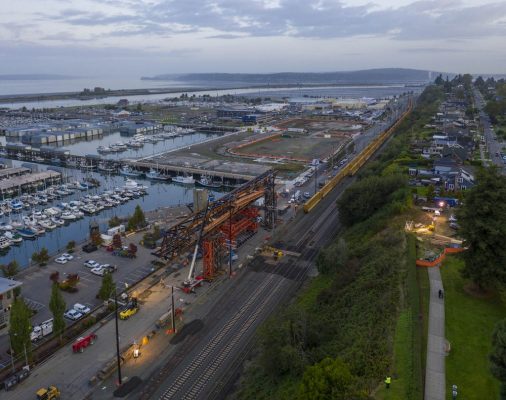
[276,117,365,133]
[237,134,349,161]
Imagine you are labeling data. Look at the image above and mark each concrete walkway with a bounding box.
[425,266,446,400]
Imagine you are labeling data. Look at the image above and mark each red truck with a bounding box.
[72,333,97,353]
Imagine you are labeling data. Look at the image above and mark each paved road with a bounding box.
[474,88,505,169]
[424,266,446,400]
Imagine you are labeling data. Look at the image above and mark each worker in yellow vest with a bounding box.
[385,376,391,389]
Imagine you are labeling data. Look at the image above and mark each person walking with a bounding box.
[385,376,391,389]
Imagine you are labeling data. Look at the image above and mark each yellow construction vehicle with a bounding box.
[119,298,139,320]
[36,385,60,400]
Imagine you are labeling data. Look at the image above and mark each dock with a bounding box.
[0,170,61,196]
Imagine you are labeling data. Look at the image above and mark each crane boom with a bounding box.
[185,200,210,285]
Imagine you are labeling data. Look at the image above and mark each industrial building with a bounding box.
[0,278,23,336]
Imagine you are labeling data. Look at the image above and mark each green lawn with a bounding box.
[443,256,504,400]
[376,311,414,400]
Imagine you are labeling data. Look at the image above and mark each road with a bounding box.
[474,88,504,169]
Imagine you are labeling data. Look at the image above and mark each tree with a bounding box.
[90,231,103,246]
[1,260,19,278]
[426,184,435,202]
[49,282,66,341]
[112,233,122,249]
[490,319,506,399]
[127,205,147,231]
[9,298,32,362]
[66,240,76,253]
[108,216,121,228]
[32,247,49,266]
[457,167,506,289]
[337,174,406,226]
[98,273,115,301]
[297,358,366,400]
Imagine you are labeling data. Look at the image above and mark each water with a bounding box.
[0,166,226,269]
[0,85,420,110]
[0,77,190,96]
[5,131,220,159]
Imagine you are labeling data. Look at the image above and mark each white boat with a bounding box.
[0,236,11,249]
[44,207,61,217]
[98,162,116,173]
[172,174,195,185]
[124,178,140,190]
[61,212,77,221]
[4,231,23,244]
[51,217,65,226]
[197,176,222,189]
[97,145,112,154]
[119,165,142,177]
[110,142,127,152]
[126,140,144,148]
[146,168,170,181]
[0,222,13,231]
[38,219,57,230]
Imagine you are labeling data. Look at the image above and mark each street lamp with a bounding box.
[109,288,123,386]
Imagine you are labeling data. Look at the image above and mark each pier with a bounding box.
[0,170,61,197]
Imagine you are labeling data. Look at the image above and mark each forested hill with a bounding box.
[142,68,434,85]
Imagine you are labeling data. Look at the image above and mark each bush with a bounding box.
[337,174,406,226]
[66,240,76,253]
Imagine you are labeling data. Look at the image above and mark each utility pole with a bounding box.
[114,290,122,386]
[314,164,318,194]
[171,286,175,333]
[228,204,233,277]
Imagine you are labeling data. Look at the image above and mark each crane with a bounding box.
[182,200,210,293]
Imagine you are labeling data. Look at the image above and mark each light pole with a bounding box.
[112,289,122,386]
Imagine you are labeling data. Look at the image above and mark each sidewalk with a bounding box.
[424,266,446,400]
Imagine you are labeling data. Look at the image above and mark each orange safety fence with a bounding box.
[416,247,465,267]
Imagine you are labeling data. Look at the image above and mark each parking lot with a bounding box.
[0,230,158,368]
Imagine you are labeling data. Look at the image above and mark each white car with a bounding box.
[64,309,83,321]
[90,266,106,276]
[55,257,68,265]
[73,303,91,315]
[84,260,100,269]
[62,253,74,261]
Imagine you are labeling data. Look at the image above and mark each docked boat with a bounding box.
[119,165,142,177]
[0,222,13,231]
[0,236,11,250]
[10,200,24,212]
[97,145,112,154]
[146,168,170,181]
[16,227,37,239]
[61,211,77,221]
[38,219,57,230]
[196,176,222,189]
[51,217,65,226]
[172,174,195,185]
[98,162,116,173]
[126,140,143,148]
[4,231,23,244]
[110,142,128,152]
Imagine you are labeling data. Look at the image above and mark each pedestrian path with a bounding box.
[424,266,446,400]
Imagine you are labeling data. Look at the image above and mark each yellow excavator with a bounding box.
[36,385,60,400]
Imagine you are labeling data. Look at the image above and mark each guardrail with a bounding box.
[303,100,413,213]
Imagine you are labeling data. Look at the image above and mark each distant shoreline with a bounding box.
[0,82,418,106]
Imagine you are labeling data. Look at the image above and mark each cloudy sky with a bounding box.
[1,0,505,77]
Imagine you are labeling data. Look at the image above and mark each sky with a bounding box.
[0,0,505,77]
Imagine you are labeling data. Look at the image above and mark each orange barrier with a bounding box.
[416,247,465,267]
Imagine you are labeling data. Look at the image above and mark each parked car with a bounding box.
[84,260,100,269]
[119,298,139,320]
[73,303,91,315]
[100,264,117,273]
[64,309,83,321]
[61,253,74,261]
[90,266,105,276]
[82,243,98,253]
[55,257,68,265]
